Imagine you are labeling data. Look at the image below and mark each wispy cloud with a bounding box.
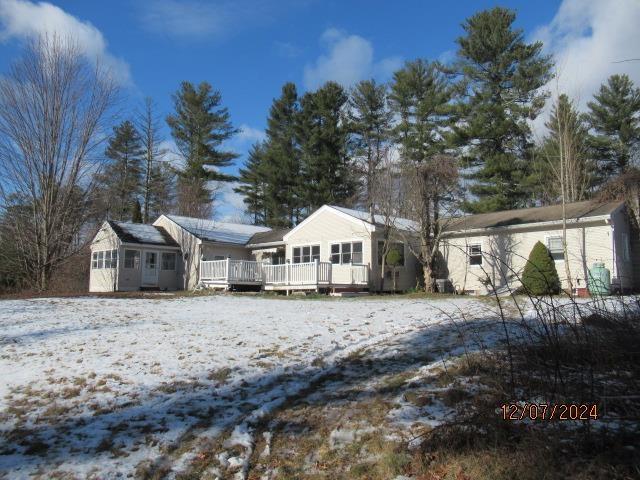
[139,0,308,42]
[303,28,401,90]
[274,40,301,58]
[0,0,131,85]
[531,0,640,136]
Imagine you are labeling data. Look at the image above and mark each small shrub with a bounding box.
[521,241,560,295]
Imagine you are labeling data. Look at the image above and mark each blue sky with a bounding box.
[0,0,639,220]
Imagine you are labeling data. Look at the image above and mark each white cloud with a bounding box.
[237,124,266,144]
[140,0,305,42]
[531,0,640,136]
[303,28,401,90]
[0,0,131,84]
[140,0,230,40]
[215,181,251,222]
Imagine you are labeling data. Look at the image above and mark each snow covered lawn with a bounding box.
[0,294,502,479]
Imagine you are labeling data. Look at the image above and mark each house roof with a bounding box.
[329,206,418,231]
[444,200,624,233]
[247,228,291,247]
[107,221,179,247]
[164,215,271,245]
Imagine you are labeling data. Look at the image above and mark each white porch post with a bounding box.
[225,257,230,283]
[314,258,319,292]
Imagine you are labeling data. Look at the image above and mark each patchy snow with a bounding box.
[114,221,169,245]
[0,295,512,478]
[165,215,270,244]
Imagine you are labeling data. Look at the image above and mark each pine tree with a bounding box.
[530,94,594,203]
[297,81,354,211]
[96,120,144,221]
[521,241,561,295]
[389,59,458,292]
[234,142,267,225]
[167,81,239,217]
[390,60,452,162]
[454,7,553,213]
[262,82,303,227]
[131,199,143,223]
[348,79,392,218]
[587,74,640,178]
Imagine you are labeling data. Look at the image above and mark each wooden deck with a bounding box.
[199,259,369,292]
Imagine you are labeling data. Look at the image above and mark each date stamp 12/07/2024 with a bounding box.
[501,403,599,421]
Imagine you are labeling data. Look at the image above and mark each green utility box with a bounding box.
[588,262,611,296]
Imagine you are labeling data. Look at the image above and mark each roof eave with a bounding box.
[442,214,613,237]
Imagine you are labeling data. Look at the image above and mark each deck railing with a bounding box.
[200,258,368,287]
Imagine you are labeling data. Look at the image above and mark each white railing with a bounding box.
[228,259,263,282]
[200,258,369,287]
[200,259,227,281]
[262,260,326,285]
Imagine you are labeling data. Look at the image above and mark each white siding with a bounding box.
[442,220,617,294]
[89,227,120,292]
[153,216,200,290]
[285,208,421,291]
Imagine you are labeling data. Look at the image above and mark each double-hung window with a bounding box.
[330,241,363,264]
[292,245,320,264]
[161,252,176,270]
[468,244,482,266]
[547,236,564,261]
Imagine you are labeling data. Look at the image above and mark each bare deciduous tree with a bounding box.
[369,148,404,291]
[399,155,459,292]
[0,35,118,290]
[137,97,168,223]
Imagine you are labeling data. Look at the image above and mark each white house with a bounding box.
[89,221,181,292]
[441,200,637,295]
[88,200,638,295]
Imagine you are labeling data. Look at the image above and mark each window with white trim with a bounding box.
[292,245,320,264]
[161,252,176,270]
[330,241,363,264]
[124,250,140,269]
[377,241,405,266]
[468,244,482,266]
[91,249,118,269]
[546,236,564,261]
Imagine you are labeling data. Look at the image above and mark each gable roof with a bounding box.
[330,205,418,231]
[444,201,624,233]
[283,204,418,241]
[164,215,271,245]
[247,228,290,247]
[107,221,179,247]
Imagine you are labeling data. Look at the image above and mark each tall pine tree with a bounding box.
[587,74,640,178]
[234,142,268,225]
[167,81,239,217]
[348,79,392,219]
[454,7,553,213]
[96,120,144,221]
[263,83,302,227]
[297,81,354,211]
[531,94,594,204]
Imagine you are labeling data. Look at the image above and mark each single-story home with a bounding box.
[89,221,181,292]
[88,200,639,295]
[441,200,638,294]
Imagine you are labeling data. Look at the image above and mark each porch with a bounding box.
[199,258,369,292]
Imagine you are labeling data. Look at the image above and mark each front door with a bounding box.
[142,251,159,286]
